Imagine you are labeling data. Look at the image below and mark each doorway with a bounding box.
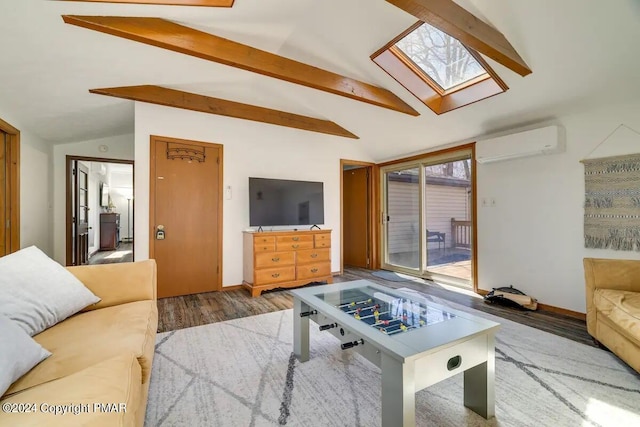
[380,145,477,290]
[341,159,378,273]
[150,136,223,298]
[66,157,134,266]
[0,119,20,257]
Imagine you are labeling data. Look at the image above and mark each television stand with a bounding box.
[242,229,333,297]
[310,224,321,230]
[257,225,264,232]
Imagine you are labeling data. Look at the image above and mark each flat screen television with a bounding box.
[249,177,324,227]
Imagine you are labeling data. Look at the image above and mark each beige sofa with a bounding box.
[584,257,640,373]
[0,260,158,427]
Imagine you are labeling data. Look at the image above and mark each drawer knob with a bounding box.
[310,253,318,258]
[263,247,268,250]
[292,244,299,249]
[272,257,280,262]
[272,273,280,278]
[311,268,318,273]
[292,237,300,241]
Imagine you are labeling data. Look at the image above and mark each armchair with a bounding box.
[583,257,640,373]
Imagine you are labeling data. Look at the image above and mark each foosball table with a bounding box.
[290,280,500,427]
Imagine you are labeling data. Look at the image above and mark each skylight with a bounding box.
[371,21,508,115]
[394,23,488,91]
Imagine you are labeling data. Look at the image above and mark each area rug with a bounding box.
[146,295,640,426]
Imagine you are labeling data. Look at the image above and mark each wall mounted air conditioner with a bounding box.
[475,125,564,164]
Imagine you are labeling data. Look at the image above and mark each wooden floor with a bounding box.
[89,243,133,264]
[428,260,471,281]
[157,267,594,347]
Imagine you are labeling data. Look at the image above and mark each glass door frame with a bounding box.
[380,145,476,290]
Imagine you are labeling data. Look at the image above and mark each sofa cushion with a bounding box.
[0,353,141,427]
[5,300,157,396]
[593,288,640,346]
[0,315,51,397]
[0,246,100,336]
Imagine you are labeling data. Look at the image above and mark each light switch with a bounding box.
[225,186,232,200]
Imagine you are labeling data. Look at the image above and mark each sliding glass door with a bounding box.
[382,149,474,287]
[384,166,421,271]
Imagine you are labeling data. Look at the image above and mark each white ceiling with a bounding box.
[1,0,639,160]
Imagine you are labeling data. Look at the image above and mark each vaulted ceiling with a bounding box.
[1,0,639,160]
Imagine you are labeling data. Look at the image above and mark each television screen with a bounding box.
[249,178,324,227]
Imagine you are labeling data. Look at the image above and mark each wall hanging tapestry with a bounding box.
[583,153,640,251]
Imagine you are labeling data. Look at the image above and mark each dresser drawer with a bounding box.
[276,236,313,251]
[296,263,331,280]
[296,248,330,264]
[255,251,295,268]
[254,242,276,252]
[254,266,295,285]
[314,233,331,248]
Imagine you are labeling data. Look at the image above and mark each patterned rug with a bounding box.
[146,293,640,427]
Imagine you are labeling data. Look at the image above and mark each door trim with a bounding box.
[0,118,20,254]
[65,156,135,266]
[377,144,478,292]
[340,159,379,274]
[149,135,224,291]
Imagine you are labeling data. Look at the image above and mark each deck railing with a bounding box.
[451,218,471,249]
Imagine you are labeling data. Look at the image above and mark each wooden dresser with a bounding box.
[243,230,332,297]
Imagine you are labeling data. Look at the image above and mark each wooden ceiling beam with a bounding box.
[89,85,359,139]
[385,0,532,76]
[63,15,419,116]
[58,0,234,6]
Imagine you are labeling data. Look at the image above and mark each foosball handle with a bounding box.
[299,310,318,317]
[341,339,364,350]
[319,323,338,331]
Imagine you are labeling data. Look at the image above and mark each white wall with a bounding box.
[52,134,134,263]
[0,110,53,256]
[477,100,640,313]
[134,102,373,286]
[19,129,52,255]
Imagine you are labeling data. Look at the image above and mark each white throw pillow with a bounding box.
[0,314,51,397]
[0,246,100,336]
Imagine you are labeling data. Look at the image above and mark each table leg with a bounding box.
[463,333,495,419]
[381,353,415,427]
[293,298,310,362]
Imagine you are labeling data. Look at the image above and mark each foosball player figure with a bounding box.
[419,319,426,326]
[400,324,408,332]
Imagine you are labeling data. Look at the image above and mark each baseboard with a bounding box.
[476,289,585,320]
[221,284,244,292]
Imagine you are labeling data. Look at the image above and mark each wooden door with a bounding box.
[0,131,7,256]
[74,162,90,265]
[343,167,369,268]
[151,137,222,298]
